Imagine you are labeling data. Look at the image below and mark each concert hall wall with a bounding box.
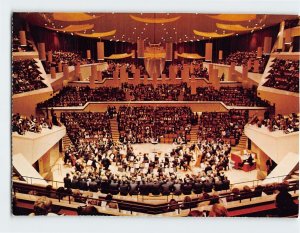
[28,23,279,62]
[29,25,135,60]
[177,24,280,62]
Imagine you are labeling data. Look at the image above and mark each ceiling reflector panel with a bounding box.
[75,30,117,38]
[52,13,100,22]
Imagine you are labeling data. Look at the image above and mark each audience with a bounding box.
[250,112,299,133]
[12,113,53,135]
[263,58,299,93]
[12,33,35,52]
[218,50,268,74]
[60,111,112,145]
[117,106,197,143]
[274,184,298,217]
[38,86,126,108]
[37,85,268,108]
[43,50,94,73]
[198,110,249,145]
[125,83,185,101]
[208,203,229,217]
[28,196,57,216]
[184,86,269,107]
[13,59,47,94]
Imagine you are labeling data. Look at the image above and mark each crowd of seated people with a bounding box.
[117,106,198,144]
[262,59,299,93]
[189,61,209,79]
[123,83,186,101]
[37,84,269,108]
[12,113,53,135]
[43,50,95,73]
[12,33,35,52]
[162,61,209,79]
[101,61,148,79]
[250,112,299,134]
[184,86,269,107]
[60,112,112,146]
[197,110,249,146]
[218,51,267,74]
[13,59,47,94]
[37,86,126,108]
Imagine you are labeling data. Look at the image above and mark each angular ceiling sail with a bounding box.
[216,23,255,32]
[193,30,234,38]
[75,29,117,38]
[46,24,94,32]
[177,53,204,59]
[105,53,134,59]
[208,14,256,22]
[52,12,100,22]
[130,15,181,24]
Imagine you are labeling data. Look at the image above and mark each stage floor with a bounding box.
[51,143,258,189]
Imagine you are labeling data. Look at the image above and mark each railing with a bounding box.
[13,174,298,211]
[12,178,299,216]
[15,173,296,191]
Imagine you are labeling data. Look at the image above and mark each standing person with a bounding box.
[63,173,72,189]
[266,158,276,175]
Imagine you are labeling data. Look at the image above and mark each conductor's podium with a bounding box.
[231,150,257,172]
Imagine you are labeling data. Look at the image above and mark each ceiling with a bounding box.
[18,13,297,44]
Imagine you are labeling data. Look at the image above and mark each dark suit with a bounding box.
[214,180,223,191]
[182,182,192,195]
[151,182,161,195]
[89,181,98,192]
[129,181,139,195]
[222,179,230,190]
[64,177,72,189]
[173,183,182,195]
[119,181,130,196]
[78,179,88,191]
[203,181,213,193]
[71,178,79,189]
[193,182,203,194]
[161,182,171,195]
[100,180,110,194]
[109,181,120,195]
[139,182,150,195]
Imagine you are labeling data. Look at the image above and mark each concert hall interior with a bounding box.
[11,12,299,217]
